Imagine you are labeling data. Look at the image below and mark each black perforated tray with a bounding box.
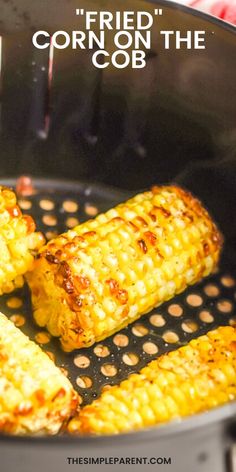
[1,178,236,407]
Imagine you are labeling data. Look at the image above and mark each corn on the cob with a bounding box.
[68,326,236,435]
[0,186,44,295]
[0,312,78,435]
[27,186,222,352]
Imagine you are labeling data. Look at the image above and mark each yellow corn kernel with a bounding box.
[0,312,77,435]
[27,185,222,351]
[0,186,44,295]
[68,327,236,435]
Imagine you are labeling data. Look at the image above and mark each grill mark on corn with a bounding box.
[106,278,119,294]
[182,211,194,222]
[135,216,148,227]
[83,231,97,239]
[45,252,60,264]
[35,389,46,406]
[63,280,74,294]
[117,290,128,305]
[64,242,77,252]
[153,206,171,218]
[53,261,77,296]
[70,296,83,311]
[144,231,157,246]
[14,402,33,416]
[7,205,22,218]
[75,276,91,290]
[106,279,128,305]
[127,221,139,232]
[138,239,148,254]
[0,352,8,361]
[110,217,123,224]
[52,388,66,401]
[22,215,36,233]
[58,261,72,278]
[149,212,156,222]
[70,321,84,334]
[203,242,210,256]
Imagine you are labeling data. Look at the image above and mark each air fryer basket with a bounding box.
[0,177,235,409]
[0,1,236,471]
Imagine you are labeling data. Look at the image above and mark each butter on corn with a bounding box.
[0,186,44,295]
[68,326,236,435]
[0,312,78,435]
[27,185,222,351]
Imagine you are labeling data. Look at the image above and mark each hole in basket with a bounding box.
[76,376,93,388]
[122,352,139,366]
[45,230,58,240]
[186,294,203,307]
[221,275,235,288]
[199,310,214,323]
[66,217,79,228]
[85,203,98,216]
[101,364,117,377]
[217,300,233,313]
[163,331,179,344]
[132,324,148,337]
[204,284,220,297]
[93,344,110,357]
[149,314,166,327]
[39,199,55,211]
[168,304,183,317]
[229,317,236,327]
[35,331,51,344]
[10,314,25,327]
[18,199,32,210]
[143,342,158,355]
[63,200,79,213]
[42,214,57,226]
[181,320,198,333]
[6,297,23,309]
[113,333,129,347]
[74,355,90,369]
[46,351,55,362]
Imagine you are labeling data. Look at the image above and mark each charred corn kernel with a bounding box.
[0,312,77,435]
[27,186,222,352]
[0,186,44,295]
[68,327,236,435]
